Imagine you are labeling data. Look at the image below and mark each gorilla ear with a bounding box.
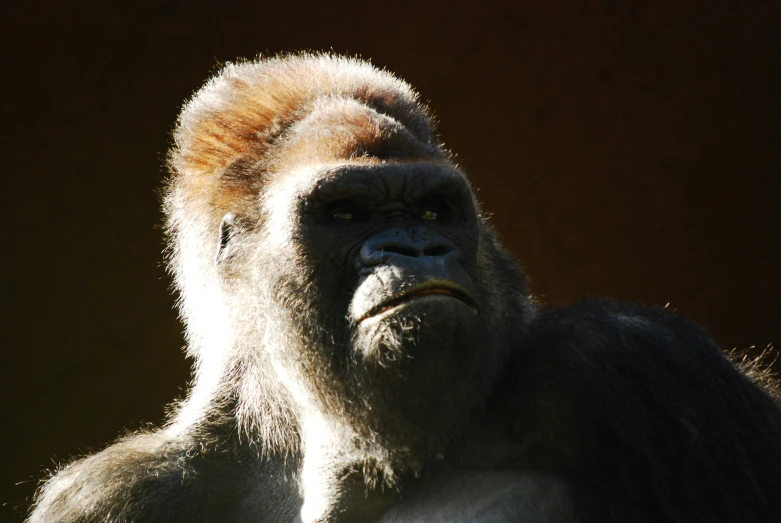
[215,212,241,263]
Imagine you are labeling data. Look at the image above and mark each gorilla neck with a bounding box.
[222,302,481,520]
[264,353,436,521]
[298,410,401,522]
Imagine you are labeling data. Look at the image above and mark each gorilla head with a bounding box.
[165,55,530,478]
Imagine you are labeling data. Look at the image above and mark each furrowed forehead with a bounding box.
[280,162,470,204]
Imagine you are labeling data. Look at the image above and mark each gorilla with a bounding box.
[30,54,781,523]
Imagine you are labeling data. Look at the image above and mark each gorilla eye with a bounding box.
[421,209,438,221]
[417,198,452,223]
[324,200,369,224]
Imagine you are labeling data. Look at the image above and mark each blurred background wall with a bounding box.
[2,2,779,520]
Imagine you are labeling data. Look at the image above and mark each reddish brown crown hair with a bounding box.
[166,54,446,233]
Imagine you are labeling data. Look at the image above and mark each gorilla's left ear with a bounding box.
[215,212,243,263]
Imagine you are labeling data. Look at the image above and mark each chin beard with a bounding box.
[334,301,498,467]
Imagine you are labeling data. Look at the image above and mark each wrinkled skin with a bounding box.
[29,54,781,523]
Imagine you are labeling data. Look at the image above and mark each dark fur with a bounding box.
[494,301,781,522]
[29,54,781,523]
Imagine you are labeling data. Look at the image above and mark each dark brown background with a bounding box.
[2,1,780,520]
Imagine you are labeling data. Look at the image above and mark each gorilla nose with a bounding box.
[360,231,456,267]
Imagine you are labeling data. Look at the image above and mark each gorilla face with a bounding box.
[302,162,481,339]
[253,158,516,459]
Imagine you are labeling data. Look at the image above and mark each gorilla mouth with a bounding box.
[362,282,479,321]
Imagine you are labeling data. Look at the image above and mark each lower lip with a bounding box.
[362,293,478,322]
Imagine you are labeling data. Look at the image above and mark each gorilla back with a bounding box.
[30,54,781,523]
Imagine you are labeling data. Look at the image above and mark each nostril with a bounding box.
[381,245,419,258]
[423,245,451,257]
[361,232,455,266]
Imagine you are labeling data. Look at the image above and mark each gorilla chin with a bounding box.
[354,292,483,360]
[351,275,485,364]
[346,283,493,457]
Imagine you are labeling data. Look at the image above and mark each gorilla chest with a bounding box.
[377,470,570,523]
